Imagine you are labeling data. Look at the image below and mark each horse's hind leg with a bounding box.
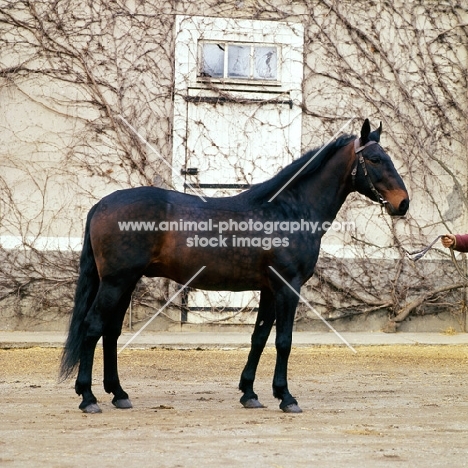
[102,286,137,409]
[75,333,101,413]
[239,288,275,409]
[75,279,134,413]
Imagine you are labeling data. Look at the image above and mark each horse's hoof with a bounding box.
[113,398,133,409]
[242,398,266,409]
[81,403,102,414]
[282,403,302,413]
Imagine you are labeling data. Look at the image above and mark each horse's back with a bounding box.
[99,186,189,208]
[98,185,252,212]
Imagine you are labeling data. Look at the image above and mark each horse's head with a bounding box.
[351,119,409,216]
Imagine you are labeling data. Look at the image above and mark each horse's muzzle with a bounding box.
[386,197,409,217]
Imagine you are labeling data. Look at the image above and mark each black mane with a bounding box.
[245,134,356,202]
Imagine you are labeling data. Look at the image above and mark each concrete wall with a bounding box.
[0,0,466,331]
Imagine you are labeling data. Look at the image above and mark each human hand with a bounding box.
[441,234,456,248]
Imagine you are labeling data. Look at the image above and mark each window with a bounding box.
[199,42,278,82]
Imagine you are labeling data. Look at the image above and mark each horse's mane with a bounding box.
[244,134,355,202]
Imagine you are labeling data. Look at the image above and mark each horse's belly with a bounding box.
[146,247,267,291]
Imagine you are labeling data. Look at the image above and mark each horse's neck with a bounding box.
[295,150,353,223]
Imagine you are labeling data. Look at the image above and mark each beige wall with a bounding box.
[0,1,466,329]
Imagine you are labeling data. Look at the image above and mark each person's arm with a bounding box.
[454,234,468,252]
[441,234,468,252]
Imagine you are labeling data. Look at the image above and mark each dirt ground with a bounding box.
[1,345,468,468]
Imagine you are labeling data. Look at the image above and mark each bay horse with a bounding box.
[60,119,409,413]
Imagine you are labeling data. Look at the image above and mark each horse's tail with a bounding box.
[59,204,100,381]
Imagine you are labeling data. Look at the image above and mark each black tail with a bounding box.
[59,204,100,380]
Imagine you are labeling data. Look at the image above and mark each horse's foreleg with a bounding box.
[239,289,275,409]
[272,286,301,413]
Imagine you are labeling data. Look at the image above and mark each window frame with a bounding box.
[198,40,281,86]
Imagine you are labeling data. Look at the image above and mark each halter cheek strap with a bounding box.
[351,139,388,206]
[354,139,377,154]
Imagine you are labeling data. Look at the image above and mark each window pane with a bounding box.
[200,43,225,78]
[253,46,277,80]
[227,45,250,78]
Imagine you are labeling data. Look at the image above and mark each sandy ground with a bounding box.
[1,345,468,467]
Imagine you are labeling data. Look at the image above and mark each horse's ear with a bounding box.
[369,121,382,143]
[360,119,371,144]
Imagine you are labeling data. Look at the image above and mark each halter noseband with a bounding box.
[351,139,388,206]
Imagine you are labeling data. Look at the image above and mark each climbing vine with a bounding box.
[0,0,466,331]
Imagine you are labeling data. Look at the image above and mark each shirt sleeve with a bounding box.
[454,234,468,252]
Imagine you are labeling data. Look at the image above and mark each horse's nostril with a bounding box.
[399,198,409,214]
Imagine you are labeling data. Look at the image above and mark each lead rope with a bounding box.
[405,235,468,282]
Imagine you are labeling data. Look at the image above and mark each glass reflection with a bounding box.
[227,45,250,78]
[200,43,224,78]
[253,47,277,80]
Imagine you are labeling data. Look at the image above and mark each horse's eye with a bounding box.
[367,155,381,164]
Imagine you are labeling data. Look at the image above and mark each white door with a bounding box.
[173,16,304,321]
[185,95,298,197]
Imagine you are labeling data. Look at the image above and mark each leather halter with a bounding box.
[351,139,388,206]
